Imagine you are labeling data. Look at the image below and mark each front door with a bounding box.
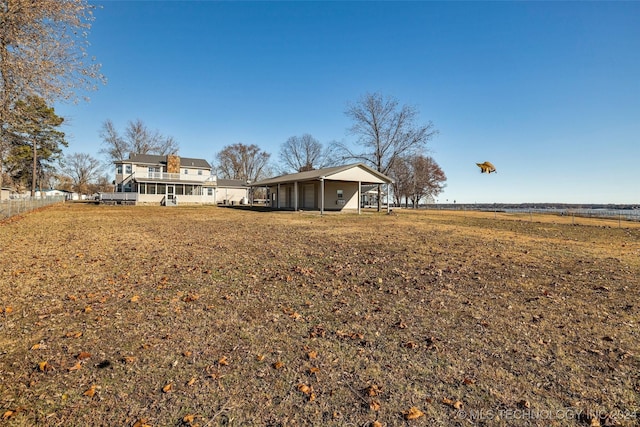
[167,185,175,202]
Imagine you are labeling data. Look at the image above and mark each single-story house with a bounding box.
[250,163,393,214]
[99,153,248,205]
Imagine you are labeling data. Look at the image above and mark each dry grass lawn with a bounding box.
[1,204,639,426]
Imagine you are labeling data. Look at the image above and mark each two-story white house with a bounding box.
[101,153,248,205]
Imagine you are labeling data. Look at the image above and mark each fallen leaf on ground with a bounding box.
[442,397,463,409]
[130,295,140,302]
[65,331,83,338]
[83,385,96,397]
[365,384,382,397]
[404,406,424,420]
[68,362,82,371]
[297,383,315,401]
[38,361,52,372]
[297,383,312,394]
[162,383,173,393]
[77,351,91,360]
[183,294,199,302]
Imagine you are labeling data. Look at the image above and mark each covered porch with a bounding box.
[250,163,393,214]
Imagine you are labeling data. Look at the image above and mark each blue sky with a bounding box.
[55,1,640,204]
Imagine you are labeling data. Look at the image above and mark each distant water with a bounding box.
[493,208,640,221]
[428,204,640,222]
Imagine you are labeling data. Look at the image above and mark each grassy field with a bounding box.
[1,204,639,426]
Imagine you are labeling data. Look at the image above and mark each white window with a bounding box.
[184,169,188,174]
[116,165,122,174]
[125,164,132,174]
[198,170,203,176]
[337,189,343,199]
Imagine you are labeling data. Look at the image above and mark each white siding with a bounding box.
[328,167,386,184]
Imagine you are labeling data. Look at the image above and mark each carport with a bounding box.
[250,163,393,214]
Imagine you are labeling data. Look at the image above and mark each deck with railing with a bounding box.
[133,172,217,183]
[98,192,138,204]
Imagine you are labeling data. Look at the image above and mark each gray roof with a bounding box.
[118,153,211,169]
[216,179,248,188]
[250,163,392,186]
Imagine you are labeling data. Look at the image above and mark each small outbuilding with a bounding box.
[250,163,393,214]
[215,179,250,205]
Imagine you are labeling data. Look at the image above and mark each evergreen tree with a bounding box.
[5,96,66,195]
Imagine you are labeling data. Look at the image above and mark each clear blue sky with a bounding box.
[55,1,640,204]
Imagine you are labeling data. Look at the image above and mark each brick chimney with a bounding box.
[166,155,180,173]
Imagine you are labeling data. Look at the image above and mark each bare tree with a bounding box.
[390,154,446,208]
[279,134,330,173]
[124,119,178,155]
[333,92,438,210]
[389,156,411,206]
[0,0,105,189]
[63,152,104,195]
[99,119,179,163]
[215,143,270,183]
[90,174,114,194]
[98,120,128,163]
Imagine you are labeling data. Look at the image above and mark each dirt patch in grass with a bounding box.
[1,204,639,426]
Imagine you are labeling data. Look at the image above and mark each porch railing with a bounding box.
[141,172,217,183]
[98,193,138,203]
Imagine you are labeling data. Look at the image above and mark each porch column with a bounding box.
[387,183,390,213]
[294,181,298,211]
[358,181,361,215]
[320,177,325,215]
[277,183,281,209]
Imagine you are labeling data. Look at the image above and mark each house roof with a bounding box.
[216,179,248,188]
[250,163,393,186]
[118,153,211,169]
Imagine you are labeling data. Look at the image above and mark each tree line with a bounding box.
[1,2,445,207]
